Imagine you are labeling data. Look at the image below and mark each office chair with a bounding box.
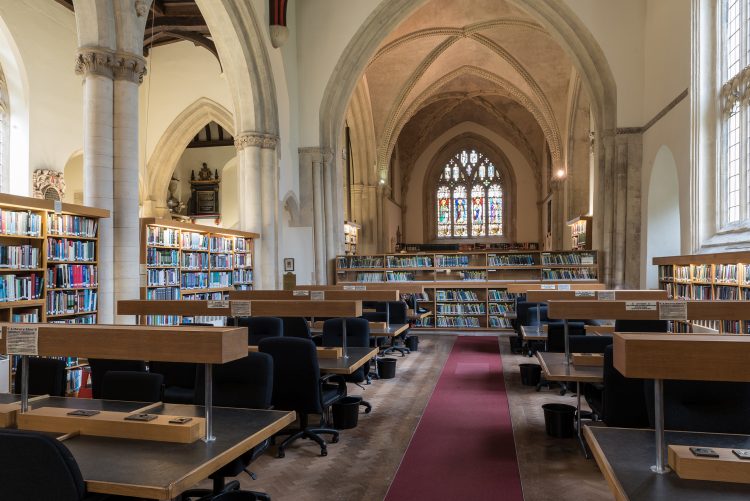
[259,337,346,457]
[281,316,322,346]
[148,361,197,404]
[380,301,410,357]
[229,316,283,345]
[14,357,67,396]
[0,428,130,500]
[546,322,586,353]
[322,317,373,413]
[101,371,164,402]
[185,353,274,501]
[87,359,147,399]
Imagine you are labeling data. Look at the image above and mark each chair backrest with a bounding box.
[614,319,668,332]
[148,361,197,389]
[87,359,147,399]
[546,322,586,353]
[195,352,273,409]
[526,305,549,325]
[569,334,613,354]
[231,316,283,345]
[515,301,540,328]
[281,316,312,339]
[101,371,164,402]
[601,345,650,428]
[360,311,387,323]
[14,357,67,397]
[0,429,86,500]
[322,317,370,348]
[386,301,408,324]
[259,337,323,415]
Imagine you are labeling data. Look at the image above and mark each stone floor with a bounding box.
[189,332,613,501]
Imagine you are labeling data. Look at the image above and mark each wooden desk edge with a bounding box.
[86,410,297,500]
[323,347,379,375]
[534,353,602,383]
[583,426,629,501]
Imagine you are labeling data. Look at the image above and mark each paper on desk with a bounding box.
[7,326,38,355]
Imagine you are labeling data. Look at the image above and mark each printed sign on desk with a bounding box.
[597,291,615,301]
[659,301,687,320]
[208,300,229,309]
[293,290,310,296]
[230,300,252,317]
[311,291,325,301]
[540,284,556,290]
[558,284,571,291]
[575,290,596,297]
[625,301,657,311]
[7,326,38,355]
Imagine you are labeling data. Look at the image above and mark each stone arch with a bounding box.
[421,132,519,243]
[145,98,234,212]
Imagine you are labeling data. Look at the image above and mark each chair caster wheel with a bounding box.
[321,448,328,456]
[277,450,285,458]
[331,435,339,443]
[364,407,372,414]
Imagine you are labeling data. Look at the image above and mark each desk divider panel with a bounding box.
[547,300,750,321]
[295,283,426,294]
[117,299,363,319]
[504,283,606,294]
[526,289,667,302]
[229,290,399,301]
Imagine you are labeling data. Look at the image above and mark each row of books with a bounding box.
[0,273,42,301]
[146,315,181,326]
[339,256,384,268]
[147,269,179,287]
[146,287,181,300]
[489,316,512,328]
[181,272,208,289]
[385,256,433,268]
[436,316,480,328]
[182,252,209,269]
[46,289,97,316]
[182,232,209,250]
[209,271,233,288]
[211,254,233,269]
[355,272,384,282]
[385,271,415,282]
[488,254,534,266]
[235,254,252,268]
[47,214,97,238]
[436,304,486,314]
[0,244,40,269]
[209,236,234,252]
[488,290,516,301]
[435,255,471,267]
[233,269,253,284]
[12,310,39,322]
[183,292,226,300]
[489,303,512,314]
[541,253,595,265]
[0,210,41,236]
[236,238,251,252]
[715,264,738,283]
[715,285,739,300]
[675,266,690,281]
[46,264,97,289]
[147,226,180,247]
[693,265,710,281]
[147,248,179,266]
[48,313,97,324]
[461,271,487,281]
[541,269,595,280]
[47,238,95,262]
[692,285,712,300]
[436,289,479,301]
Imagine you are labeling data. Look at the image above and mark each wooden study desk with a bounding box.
[407,309,431,321]
[310,323,409,339]
[317,347,379,375]
[585,427,750,501]
[537,351,602,457]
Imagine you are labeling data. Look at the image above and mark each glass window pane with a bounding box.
[453,185,467,237]
[488,184,503,236]
[437,185,451,238]
[471,185,485,237]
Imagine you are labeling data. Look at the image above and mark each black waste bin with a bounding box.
[405,336,419,351]
[509,336,523,354]
[519,363,541,386]
[377,357,397,379]
[542,403,576,438]
[332,396,362,429]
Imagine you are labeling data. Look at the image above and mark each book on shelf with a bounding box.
[146,287,180,300]
[436,316,480,328]
[541,252,595,265]
[147,268,179,287]
[181,272,208,289]
[436,289,479,301]
[356,272,384,283]
[181,232,208,250]
[46,238,95,262]
[46,289,97,316]
[147,226,179,247]
[386,271,415,282]
[386,255,433,268]
[46,264,97,289]
[693,264,710,282]
[147,248,179,266]
[489,316,512,328]
[541,268,595,280]
[0,273,42,301]
[715,285,739,300]
[48,314,97,324]
[435,255,471,267]
[487,254,534,266]
[0,209,41,236]
[715,264,738,283]
[47,214,97,238]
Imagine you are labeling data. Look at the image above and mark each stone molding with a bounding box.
[235,132,279,150]
[135,0,150,17]
[32,169,66,200]
[298,146,334,163]
[75,47,147,83]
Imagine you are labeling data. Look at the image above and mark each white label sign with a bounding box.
[581,256,595,265]
[342,286,355,291]
[558,284,571,291]
[7,326,38,355]
[659,301,688,321]
[625,301,658,311]
[597,291,615,301]
[230,300,252,317]
[540,284,556,290]
[293,290,310,296]
[310,291,325,301]
[207,300,229,309]
[575,290,596,297]
[53,200,62,214]
[353,285,366,291]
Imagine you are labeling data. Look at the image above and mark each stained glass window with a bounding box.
[436,149,504,238]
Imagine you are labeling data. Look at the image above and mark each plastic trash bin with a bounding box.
[405,336,419,351]
[377,357,397,379]
[519,363,541,386]
[542,403,576,438]
[332,396,362,429]
[509,336,523,354]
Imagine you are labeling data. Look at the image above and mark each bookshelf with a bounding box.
[344,221,360,256]
[567,216,592,251]
[653,251,750,334]
[411,284,520,331]
[336,250,599,284]
[140,218,258,325]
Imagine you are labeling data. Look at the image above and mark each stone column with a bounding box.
[235,134,264,285]
[260,136,279,288]
[311,152,327,284]
[322,150,337,283]
[76,48,115,323]
[112,52,146,323]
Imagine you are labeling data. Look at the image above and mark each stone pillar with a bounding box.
[76,48,115,323]
[322,150,338,283]
[235,134,265,287]
[260,136,279,288]
[311,153,327,284]
[112,52,146,323]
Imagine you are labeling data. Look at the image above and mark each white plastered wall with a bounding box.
[0,1,82,195]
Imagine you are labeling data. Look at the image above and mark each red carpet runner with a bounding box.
[385,336,523,501]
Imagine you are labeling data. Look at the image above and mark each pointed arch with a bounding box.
[145,98,234,210]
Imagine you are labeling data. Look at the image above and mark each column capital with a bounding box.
[235,132,279,151]
[298,146,334,163]
[113,52,147,83]
[75,47,114,79]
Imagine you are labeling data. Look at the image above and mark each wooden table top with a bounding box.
[536,352,603,383]
[317,347,379,375]
[521,324,547,341]
[585,426,750,500]
[21,396,295,500]
[311,323,409,338]
[407,309,431,320]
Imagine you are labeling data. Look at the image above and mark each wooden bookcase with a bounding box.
[411,284,519,330]
[567,216,592,250]
[140,218,258,325]
[653,251,750,334]
[344,221,359,256]
[335,250,600,284]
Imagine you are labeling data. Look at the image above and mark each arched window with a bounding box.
[435,149,504,238]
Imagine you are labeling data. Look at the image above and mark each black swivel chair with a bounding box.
[323,317,373,413]
[281,316,322,346]
[380,301,410,357]
[101,371,163,402]
[87,359,147,399]
[259,337,346,457]
[14,357,67,396]
[230,316,283,345]
[184,353,274,501]
[148,361,197,404]
[0,428,129,500]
